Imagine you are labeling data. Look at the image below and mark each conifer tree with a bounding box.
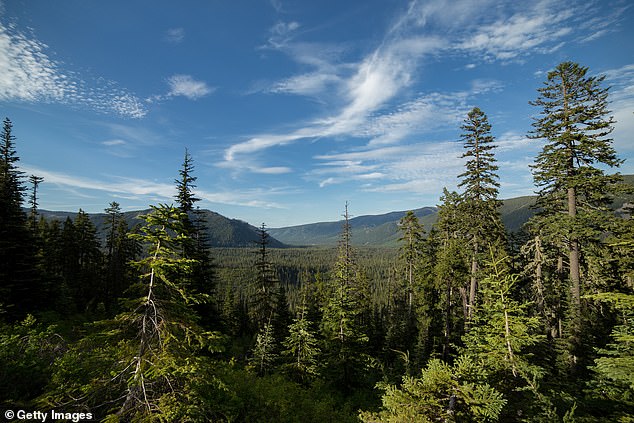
[28,174,44,232]
[174,151,216,328]
[103,202,138,310]
[457,107,505,322]
[0,118,42,318]
[43,205,221,420]
[460,254,554,420]
[391,211,434,370]
[251,318,278,375]
[586,290,634,420]
[529,61,622,311]
[432,189,469,359]
[282,291,321,382]
[252,223,278,328]
[73,210,103,309]
[175,148,200,216]
[398,210,425,315]
[321,203,369,390]
[360,356,506,422]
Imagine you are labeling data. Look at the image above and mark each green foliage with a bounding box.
[1,92,632,421]
[282,294,321,382]
[586,291,634,418]
[206,365,359,422]
[251,223,279,327]
[174,148,200,214]
[462,254,544,380]
[251,320,278,374]
[360,357,506,422]
[0,117,42,318]
[40,204,223,421]
[321,204,373,391]
[0,315,65,406]
[529,61,623,310]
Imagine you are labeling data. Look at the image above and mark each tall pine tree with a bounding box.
[529,61,622,310]
[457,107,505,322]
[0,118,42,318]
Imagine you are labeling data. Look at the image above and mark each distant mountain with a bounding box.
[270,174,634,247]
[33,175,633,249]
[269,207,437,247]
[37,208,287,248]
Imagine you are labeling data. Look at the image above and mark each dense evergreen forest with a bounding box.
[1,61,633,422]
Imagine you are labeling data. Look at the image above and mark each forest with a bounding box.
[1,61,633,422]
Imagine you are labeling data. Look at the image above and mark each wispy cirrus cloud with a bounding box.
[457,7,573,61]
[20,164,285,209]
[223,0,627,191]
[165,27,185,44]
[603,63,634,154]
[312,142,464,193]
[0,22,147,118]
[265,20,301,49]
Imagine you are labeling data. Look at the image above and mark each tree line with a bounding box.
[1,61,632,422]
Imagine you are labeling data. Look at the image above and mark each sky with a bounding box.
[1,0,633,227]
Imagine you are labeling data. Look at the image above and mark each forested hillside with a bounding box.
[35,208,287,248]
[271,176,634,246]
[1,62,633,422]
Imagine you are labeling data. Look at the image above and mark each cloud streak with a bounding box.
[221,0,625,189]
[20,164,285,209]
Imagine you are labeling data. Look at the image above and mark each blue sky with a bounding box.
[1,0,633,227]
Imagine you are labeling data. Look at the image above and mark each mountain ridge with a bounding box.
[269,174,634,246]
[35,208,287,248]
[33,174,633,248]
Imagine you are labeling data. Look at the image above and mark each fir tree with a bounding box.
[0,118,42,318]
[174,148,200,215]
[432,189,469,359]
[586,290,634,420]
[282,291,321,382]
[42,205,222,421]
[360,356,506,422]
[250,318,278,375]
[103,202,139,310]
[174,152,216,329]
[398,210,425,315]
[321,203,370,391]
[251,223,278,328]
[73,210,103,310]
[529,61,623,310]
[457,107,505,322]
[27,174,44,232]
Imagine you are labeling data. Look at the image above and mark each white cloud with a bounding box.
[0,22,147,118]
[20,164,285,209]
[270,0,284,13]
[102,139,126,146]
[165,27,185,44]
[223,0,629,189]
[270,72,341,96]
[458,7,573,61]
[359,91,470,145]
[253,166,293,174]
[266,21,301,49]
[603,64,634,155]
[167,74,213,100]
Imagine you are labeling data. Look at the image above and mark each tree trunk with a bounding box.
[567,186,581,307]
[468,242,478,321]
[443,282,452,360]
